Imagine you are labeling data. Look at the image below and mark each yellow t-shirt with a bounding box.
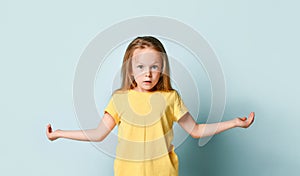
[105,89,188,176]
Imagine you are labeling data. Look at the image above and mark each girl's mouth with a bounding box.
[143,81,152,84]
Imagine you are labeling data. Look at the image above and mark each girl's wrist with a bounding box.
[55,129,63,138]
[231,118,239,128]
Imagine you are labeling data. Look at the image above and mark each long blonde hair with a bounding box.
[120,36,173,91]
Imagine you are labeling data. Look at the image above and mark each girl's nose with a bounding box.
[144,68,152,77]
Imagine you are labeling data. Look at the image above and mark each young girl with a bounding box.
[46,36,255,176]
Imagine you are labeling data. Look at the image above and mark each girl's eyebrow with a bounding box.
[135,61,161,65]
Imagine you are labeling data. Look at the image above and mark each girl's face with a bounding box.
[131,48,163,92]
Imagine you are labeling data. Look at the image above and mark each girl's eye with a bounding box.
[151,65,159,70]
[137,65,143,69]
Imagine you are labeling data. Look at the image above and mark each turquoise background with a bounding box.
[1,0,299,175]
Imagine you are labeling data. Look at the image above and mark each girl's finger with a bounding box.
[248,112,255,122]
[47,124,52,133]
[246,113,255,127]
[249,112,255,119]
[249,115,255,125]
[239,117,247,121]
[46,124,49,133]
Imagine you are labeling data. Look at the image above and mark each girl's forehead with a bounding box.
[132,48,162,63]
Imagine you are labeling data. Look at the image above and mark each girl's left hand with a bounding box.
[46,124,60,141]
[234,112,255,128]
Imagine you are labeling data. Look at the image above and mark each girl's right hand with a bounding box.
[46,124,60,141]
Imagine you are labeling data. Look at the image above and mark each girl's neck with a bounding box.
[131,88,157,93]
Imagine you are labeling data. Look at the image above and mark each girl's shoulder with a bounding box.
[161,89,180,95]
[113,89,128,94]
[155,89,182,100]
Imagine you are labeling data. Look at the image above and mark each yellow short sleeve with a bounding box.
[104,94,120,124]
[173,91,189,121]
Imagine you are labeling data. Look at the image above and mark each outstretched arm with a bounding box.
[46,112,116,142]
[178,112,255,138]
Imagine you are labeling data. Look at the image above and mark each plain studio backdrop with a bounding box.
[1,0,299,175]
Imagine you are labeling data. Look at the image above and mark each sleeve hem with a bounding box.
[104,110,120,124]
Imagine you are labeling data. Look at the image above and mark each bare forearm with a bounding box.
[178,112,255,139]
[56,128,102,142]
[193,119,236,138]
[47,113,116,142]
